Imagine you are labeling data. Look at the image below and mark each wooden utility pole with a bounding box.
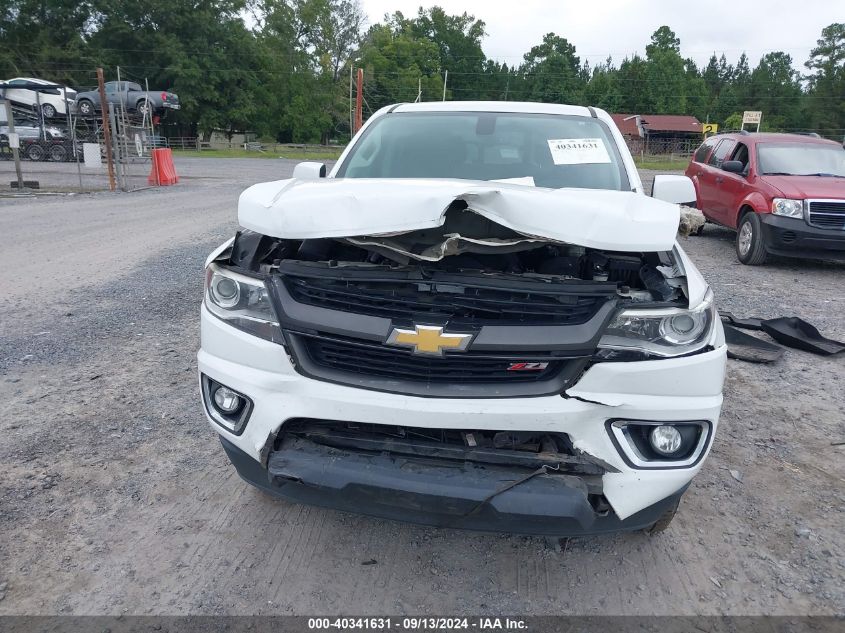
[97,68,116,191]
[354,68,363,133]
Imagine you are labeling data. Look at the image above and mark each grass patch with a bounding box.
[171,148,343,161]
[633,157,690,171]
[174,148,687,171]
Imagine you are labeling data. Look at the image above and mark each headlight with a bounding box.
[596,289,715,359]
[771,198,804,218]
[204,263,283,343]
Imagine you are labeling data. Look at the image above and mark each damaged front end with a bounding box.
[200,179,722,533]
[209,198,713,397]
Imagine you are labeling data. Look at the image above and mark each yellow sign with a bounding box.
[702,123,718,135]
[386,325,473,356]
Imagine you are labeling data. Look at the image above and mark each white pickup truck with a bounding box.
[198,102,727,536]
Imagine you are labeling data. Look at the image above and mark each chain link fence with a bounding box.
[2,91,159,194]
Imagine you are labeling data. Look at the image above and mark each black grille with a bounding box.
[300,334,565,384]
[283,275,607,326]
[808,200,845,230]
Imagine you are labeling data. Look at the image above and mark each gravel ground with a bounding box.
[0,160,843,616]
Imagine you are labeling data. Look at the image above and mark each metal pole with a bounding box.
[442,70,448,101]
[36,91,45,140]
[349,64,353,138]
[108,103,125,191]
[116,66,124,112]
[354,68,363,133]
[66,87,82,191]
[3,99,25,189]
[97,68,116,191]
[145,78,153,148]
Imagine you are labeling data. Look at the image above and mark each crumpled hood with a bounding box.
[238,178,681,252]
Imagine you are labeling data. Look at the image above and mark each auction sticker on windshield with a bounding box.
[547,138,611,165]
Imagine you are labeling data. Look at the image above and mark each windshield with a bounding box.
[336,112,630,191]
[757,143,845,177]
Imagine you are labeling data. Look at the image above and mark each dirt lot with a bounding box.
[0,159,843,616]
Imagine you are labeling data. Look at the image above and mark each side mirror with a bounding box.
[722,160,744,174]
[292,161,326,180]
[652,175,696,205]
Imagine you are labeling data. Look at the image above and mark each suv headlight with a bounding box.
[771,198,804,218]
[596,289,715,359]
[204,263,283,343]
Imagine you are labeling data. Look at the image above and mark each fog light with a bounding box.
[649,425,683,455]
[213,386,242,414]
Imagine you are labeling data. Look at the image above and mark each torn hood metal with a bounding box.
[238,178,681,252]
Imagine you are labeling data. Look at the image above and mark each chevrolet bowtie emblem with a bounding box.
[386,325,473,356]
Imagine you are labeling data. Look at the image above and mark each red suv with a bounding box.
[686,132,845,264]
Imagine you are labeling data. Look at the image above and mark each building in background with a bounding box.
[611,113,703,156]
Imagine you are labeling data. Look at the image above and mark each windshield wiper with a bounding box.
[762,172,794,176]
[801,173,845,178]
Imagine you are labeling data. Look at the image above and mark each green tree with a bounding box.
[409,7,486,99]
[357,12,444,110]
[804,23,845,138]
[643,26,689,113]
[747,51,804,129]
[0,0,93,84]
[702,54,737,123]
[517,33,584,103]
[584,57,622,112]
[614,54,649,112]
[88,0,263,135]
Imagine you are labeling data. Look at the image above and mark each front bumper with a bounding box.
[199,305,726,529]
[760,214,845,260]
[221,435,688,536]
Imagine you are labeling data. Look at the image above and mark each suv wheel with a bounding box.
[736,213,767,265]
[77,99,95,117]
[42,103,57,119]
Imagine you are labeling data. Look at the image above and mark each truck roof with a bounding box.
[717,132,840,146]
[389,101,596,118]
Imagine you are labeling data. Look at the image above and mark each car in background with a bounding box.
[0,120,66,142]
[73,81,180,117]
[1,77,77,118]
[686,132,845,264]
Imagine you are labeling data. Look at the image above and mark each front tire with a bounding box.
[136,99,151,116]
[42,103,57,119]
[736,213,767,265]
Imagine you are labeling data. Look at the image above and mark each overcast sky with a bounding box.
[359,0,835,71]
